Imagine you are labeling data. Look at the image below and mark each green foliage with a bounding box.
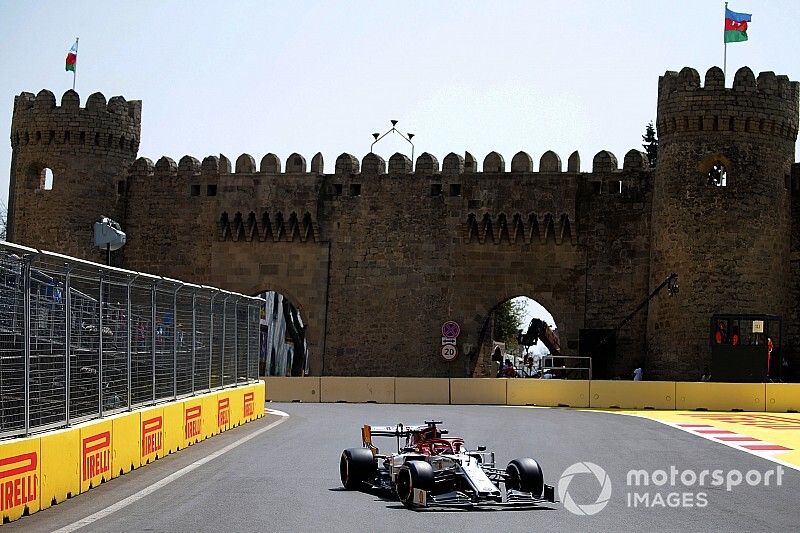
[493,299,526,348]
[642,121,658,169]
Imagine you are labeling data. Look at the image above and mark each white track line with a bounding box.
[52,409,289,533]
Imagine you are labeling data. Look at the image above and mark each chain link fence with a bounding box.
[0,241,263,439]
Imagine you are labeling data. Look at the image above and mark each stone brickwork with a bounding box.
[7,66,800,379]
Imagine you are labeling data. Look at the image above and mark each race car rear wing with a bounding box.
[361,423,450,453]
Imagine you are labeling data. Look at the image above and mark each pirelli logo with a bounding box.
[217,398,230,428]
[244,392,255,418]
[0,452,37,512]
[141,416,163,458]
[82,431,111,482]
[185,405,202,440]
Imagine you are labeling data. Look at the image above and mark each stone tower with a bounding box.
[648,66,800,379]
[8,89,140,262]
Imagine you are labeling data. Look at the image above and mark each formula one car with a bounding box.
[339,420,557,509]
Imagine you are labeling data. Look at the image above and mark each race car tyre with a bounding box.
[340,448,376,490]
[396,461,434,508]
[506,458,544,498]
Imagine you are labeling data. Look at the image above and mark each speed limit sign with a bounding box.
[441,344,458,361]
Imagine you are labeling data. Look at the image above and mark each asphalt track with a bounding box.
[7,403,800,532]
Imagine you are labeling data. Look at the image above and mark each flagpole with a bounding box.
[73,37,79,91]
[723,2,728,81]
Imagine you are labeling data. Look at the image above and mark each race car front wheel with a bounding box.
[340,448,376,490]
[506,458,544,498]
[396,461,434,508]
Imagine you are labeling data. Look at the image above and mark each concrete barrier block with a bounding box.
[320,377,396,403]
[766,383,800,412]
[589,381,676,410]
[254,382,266,417]
[111,412,140,477]
[139,406,165,465]
[213,392,233,434]
[395,378,450,404]
[79,420,113,493]
[676,382,766,411]
[507,379,590,407]
[0,435,41,521]
[162,401,184,455]
[264,377,321,402]
[40,427,79,509]
[450,378,507,405]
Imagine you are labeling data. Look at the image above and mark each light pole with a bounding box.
[370,120,415,164]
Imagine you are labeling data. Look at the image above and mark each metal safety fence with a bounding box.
[0,241,263,439]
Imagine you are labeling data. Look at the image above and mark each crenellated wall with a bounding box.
[8,65,800,378]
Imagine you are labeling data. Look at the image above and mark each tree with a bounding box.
[492,299,525,349]
[642,121,658,169]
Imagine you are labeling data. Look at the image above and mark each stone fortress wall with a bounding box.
[7,66,800,379]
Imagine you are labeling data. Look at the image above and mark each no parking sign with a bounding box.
[441,320,460,361]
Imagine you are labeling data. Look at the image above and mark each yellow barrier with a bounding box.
[507,379,590,407]
[589,381,676,410]
[0,436,40,522]
[163,401,184,454]
[320,377,396,403]
[264,377,321,402]
[766,383,800,412]
[676,382,766,411]
[39,427,78,510]
[140,406,165,464]
[111,412,140,478]
[395,378,450,404]
[0,383,265,525]
[450,378,507,405]
[79,420,113,492]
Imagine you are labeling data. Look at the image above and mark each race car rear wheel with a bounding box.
[340,448,375,490]
[506,458,544,498]
[396,461,434,508]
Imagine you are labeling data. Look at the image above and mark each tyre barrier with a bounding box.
[264,378,800,414]
[0,382,265,524]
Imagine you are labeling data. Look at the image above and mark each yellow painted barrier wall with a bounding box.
[140,406,165,464]
[264,376,321,402]
[589,381,676,410]
[0,383,265,525]
[0,436,40,522]
[112,412,140,478]
[450,378,507,405]
[320,377,396,403]
[507,379,590,407]
[395,378,450,404]
[39,427,78,510]
[676,382,766,411]
[766,383,800,412]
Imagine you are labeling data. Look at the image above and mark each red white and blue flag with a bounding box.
[65,40,78,72]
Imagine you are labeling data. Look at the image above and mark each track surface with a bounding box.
[7,404,800,532]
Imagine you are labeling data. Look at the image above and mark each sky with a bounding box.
[3,0,800,215]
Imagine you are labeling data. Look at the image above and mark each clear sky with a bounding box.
[1,0,799,212]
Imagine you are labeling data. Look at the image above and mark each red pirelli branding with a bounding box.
[244,392,255,418]
[0,452,37,512]
[185,405,202,439]
[141,415,164,458]
[82,431,111,482]
[217,398,230,428]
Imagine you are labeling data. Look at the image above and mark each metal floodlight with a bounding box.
[667,273,679,296]
[372,133,380,140]
[407,133,414,140]
[94,217,126,251]
[391,120,398,126]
